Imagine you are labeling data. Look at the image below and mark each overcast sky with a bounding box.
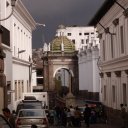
[21,0,105,48]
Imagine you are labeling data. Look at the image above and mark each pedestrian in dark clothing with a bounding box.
[90,108,97,124]
[31,124,37,128]
[120,104,128,128]
[2,107,15,128]
[83,104,91,127]
[70,105,75,126]
[74,107,81,127]
[55,106,61,125]
[60,107,67,127]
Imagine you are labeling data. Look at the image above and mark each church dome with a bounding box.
[50,36,75,52]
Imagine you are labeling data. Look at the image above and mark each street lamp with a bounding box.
[36,22,46,45]
[36,23,46,27]
[0,0,17,21]
[18,49,26,58]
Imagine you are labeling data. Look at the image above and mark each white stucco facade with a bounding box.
[11,0,36,110]
[0,0,13,112]
[94,0,128,110]
[0,0,36,111]
[55,25,100,100]
[78,41,100,97]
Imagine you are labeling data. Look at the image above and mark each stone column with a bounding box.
[65,72,75,107]
[42,53,49,91]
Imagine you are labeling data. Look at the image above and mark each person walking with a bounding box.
[74,106,81,127]
[83,104,91,127]
[2,107,15,128]
[66,108,72,127]
[70,105,75,126]
[120,104,128,128]
[31,125,37,128]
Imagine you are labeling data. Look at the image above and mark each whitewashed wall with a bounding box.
[78,48,99,93]
[96,0,128,110]
[56,26,99,50]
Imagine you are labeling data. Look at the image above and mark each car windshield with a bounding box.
[19,109,45,117]
[23,103,42,109]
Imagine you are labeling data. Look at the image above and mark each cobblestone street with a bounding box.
[50,122,120,128]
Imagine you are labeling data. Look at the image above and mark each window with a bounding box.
[0,25,10,47]
[123,83,127,105]
[79,33,82,35]
[37,78,43,85]
[72,40,75,44]
[7,81,11,104]
[81,39,84,44]
[27,80,29,92]
[67,33,71,36]
[104,86,107,101]
[37,69,43,76]
[120,26,124,54]
[15,81,17,101]
[18,80,21,99]
[112,86,116,102]
[22,81,24,93]
[86,39,89,44]
[102,40,105,61]
[84,33,89,35]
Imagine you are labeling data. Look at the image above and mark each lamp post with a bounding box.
[18,49,26,58]
[36,22,46,44]
[0,0,17,21]
[36,23,45,27]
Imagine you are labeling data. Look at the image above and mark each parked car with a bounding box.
[16,109,49,128]
[16,101,42,115]
[0,114,12,128]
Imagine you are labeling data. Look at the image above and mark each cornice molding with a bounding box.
[13,57,30,66]
[99,55,128,67]
[97,1,127,30]
[14,0,36,30]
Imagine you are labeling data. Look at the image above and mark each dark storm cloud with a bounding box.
[21,0,105,48]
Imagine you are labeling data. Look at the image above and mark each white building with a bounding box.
[55,25,99,51]
[55,25,100,100]
[0,0,36,111]
[78,45,100,100]
[0,0,16,112]
[89,0,128,125]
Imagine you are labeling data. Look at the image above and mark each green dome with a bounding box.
[50,36,75,52]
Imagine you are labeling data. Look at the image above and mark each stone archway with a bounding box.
[42,35,79,108]
[43,52,79,95]
[53,68,73,97]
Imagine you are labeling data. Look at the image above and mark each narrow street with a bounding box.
[50,122,119,128]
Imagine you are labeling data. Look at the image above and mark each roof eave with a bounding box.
[88,0,115,26]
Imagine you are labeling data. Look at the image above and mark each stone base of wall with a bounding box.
[78,90,99,101]
[105,106,127,127]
